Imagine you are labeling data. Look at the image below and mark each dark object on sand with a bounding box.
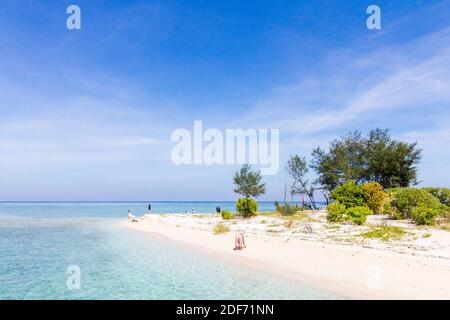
[216,206,221,213]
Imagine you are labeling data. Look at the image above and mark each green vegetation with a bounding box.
[232,127,447,228]
[326,202,346,223]
[221,210,236,220]
[286,155,317,209]
[327,202,371,225]
[274,201,307,216]
[411,206,447,225]
[361,181,386,214]
[329,181,385,213]
[233,164,265,218]
[330,180,367,208]
[213,223,230,235]
[377,188,450,225]
[345,206,372,225]
[311,128,422,198]
[233,164,265,198]
[326,180,382,224]
[388,188,441,219]
[326,181,447,226]
[236,197,258,218]
[359,226,407,241]
[423,187,450,207]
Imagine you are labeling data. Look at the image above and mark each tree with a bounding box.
[287,155,316,209]
[364,128,422,188]
[311,128,421,190]
[233,164,266,198]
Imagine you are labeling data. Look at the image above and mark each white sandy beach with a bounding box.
[121,211,450,299]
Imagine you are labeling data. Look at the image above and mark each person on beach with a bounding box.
[127,210,138,222]
[234,232,246,250]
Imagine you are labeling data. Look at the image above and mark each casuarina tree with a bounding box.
[233,164,265,217]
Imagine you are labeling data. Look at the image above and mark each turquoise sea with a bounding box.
[0,202,339,300]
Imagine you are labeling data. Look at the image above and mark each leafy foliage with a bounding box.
[411,206,441,225]
[236,197,258,218]
[388,188,441,219]
[326,202,346,223]
[274,201,304,216]
[423,188,450,207]
[233,164,266,198]
[326,201,371,224]
[311,128,422,191]
[221,210,236,220]
[330,180,366,208]
[344,206,372,225]
[364,129,421,188]
[361,181,386,214]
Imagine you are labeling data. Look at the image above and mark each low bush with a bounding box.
[236,197,258,218]
[344,206,372,225]
[389,188,441,219]
[221,210,236,220]
[411,205,447,225]
[423,187,450,207]
[327,202,371,225]
[330,181,366,208]
[382,202,402,219]
[274,201,302,216]
[361,181,386,214]
[326,202,346,223]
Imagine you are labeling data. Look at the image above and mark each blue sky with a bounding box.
[0,0,449,201]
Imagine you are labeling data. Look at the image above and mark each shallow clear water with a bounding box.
[0,202,339,300]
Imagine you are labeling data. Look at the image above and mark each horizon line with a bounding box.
[0,200,324,203]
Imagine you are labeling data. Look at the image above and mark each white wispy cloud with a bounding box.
[0,75,171,167]
[243,27,450,136]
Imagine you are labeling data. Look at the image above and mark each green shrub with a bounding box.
[390,188,441,219]
[411,205,448,225]
[412,206,437,225]
[382,202,401,219]
[274,201,302,216]
[327,202,371,225]
[236,197,258,218]
[441,206,450,218]
[330,180,366,208]
[423,187,450,207]
[221,210,236,220]
[344,206,372,225]
[361,181,386,214]
[326,202,346,222]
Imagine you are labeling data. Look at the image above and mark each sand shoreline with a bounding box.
[120,213,450,299]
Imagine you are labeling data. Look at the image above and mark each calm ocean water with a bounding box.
[0,202,339,300]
